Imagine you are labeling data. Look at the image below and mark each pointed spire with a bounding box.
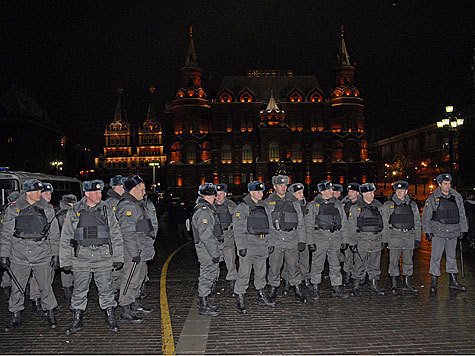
[113,88,127,123]
[338,25,351,66]
[185,26,199,67]
[265,89,281,112]
[145,87,157,122]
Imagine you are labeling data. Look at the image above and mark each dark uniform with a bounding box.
[60,180,123,334]
[382,181,421,293]
[422,173,468,292]
[348,183,386,296]
[0,180,60,331]
[192,183,222,316]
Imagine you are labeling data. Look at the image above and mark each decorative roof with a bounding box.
[338,26,351,67]
[184,26,198,67]
[108,89,129,131]
[260,90,286,127]
[142,87,161,131]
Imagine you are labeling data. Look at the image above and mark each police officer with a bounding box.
[382,180,421,294]
[0,179,60,331]
[233,181,275,313]
[214,183,238,296]
[56,194,77,305]
[60,180,123,334]
[286,183,310,287]
[306,180,348,299]
[266,175,307,303]
[116,175,154,322]
[422,173,468,292]
[139,193,158,300]
[192,183,222,316]
[332,184,344,200]
[340,183,361,285]
[348,182,386,296]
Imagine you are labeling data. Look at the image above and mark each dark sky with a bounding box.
[1,1,473,151]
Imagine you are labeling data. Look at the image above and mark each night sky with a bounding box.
[1,1,472,151]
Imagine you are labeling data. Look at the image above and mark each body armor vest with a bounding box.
[432,196,460,224]
[357,205,383,233]
[343,201,356,218]
[271,200,298,231]
[73,208,110,246]
[247,205,270,235]
[389,201,415,230]
[191,204,223,244]
[215,203,232,229]
[136,204,154,237]
[315,202,342,231]
[14,205,48,240]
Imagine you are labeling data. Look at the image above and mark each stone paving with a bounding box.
[0,213,474,354]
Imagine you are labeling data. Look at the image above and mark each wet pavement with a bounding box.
[0,212,474,354]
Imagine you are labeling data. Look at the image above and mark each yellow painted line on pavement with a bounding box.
[161,241,192,355]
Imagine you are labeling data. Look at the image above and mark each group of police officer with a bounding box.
[192,172,468,316]
[0,174,157,334]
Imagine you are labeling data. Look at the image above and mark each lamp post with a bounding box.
[149,162,160,187]
[50,160,63,175]
[436,105,464,181]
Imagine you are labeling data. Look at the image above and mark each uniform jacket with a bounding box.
[59,197,124,271]
[422,187,468,239]
[348,198,385,253]
[265,192,306,249]
[341,195,362,218]
[145,199,159,238]
[116,192,155,262]
[192,197,220,260]
[0,194,60,266]
[382,193,421,249]
[233,194,274,259]
[305,195,348,249]
[214,197,237,244]
[105,189,122,210]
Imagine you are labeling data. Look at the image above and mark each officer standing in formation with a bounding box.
[306,180,348,299]
[116,175,154,323]
[348,182,386,296]
[60,180,124,334]
[213,183,238,296]
[0,179,60,331]
[192,183,222,316]
[340,183,361,286]
[332,184,344,200]
[422,173,467,292]
[233,181,275,313]
[382,180,421,294]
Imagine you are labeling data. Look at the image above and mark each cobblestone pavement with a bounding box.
[0,213,474,354]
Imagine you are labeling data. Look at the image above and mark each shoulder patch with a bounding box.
[112,206,116,211]
[202,218,208,224]
[390,205,394,209]
[349,212,352,217]
[235,212,240,218]
[358,207,361,211]
[16,209,20,213]
[76,212,81,217]
[435,198,439,202]
[126,211,132,216]
[269,201,276,205]
[316,203,320,207]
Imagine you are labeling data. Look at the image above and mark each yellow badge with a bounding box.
[16,209,20,213]
[269,201,276,205]
[391,205,394,209]
[76,212,81,217]
[316,203,320,207]
[358,207,361,211]
[349,212,352,216]
[202,219,208,224]
[126,211,132,216]
[435,198,439,202]
[235,212,240,218]
[112,206,116,211]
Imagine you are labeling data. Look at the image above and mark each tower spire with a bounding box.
[113,88,127,123]
[338,25,351,67]
[185,26,199,67]
[145,87,157,122]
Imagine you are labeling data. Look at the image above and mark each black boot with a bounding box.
[430,275,438,293]
[65,310,83,335]
[402,276,419,293]
[205,295,220,312]
[294,284,307,303]
[120,305,144,323]
[449,273,467,291]
[31,298,47,317]
[63,286,73,305]
[3,286,11,302]
[130,300,152,314]
[114,289,120,303]
[104,307,119,332]
[236,294,247,314]
[282,280,290,295]
[332,285,349,298]
[312,284,320,300]
[369,279,385,296]
[343,272,351,286]
[228,280,236,298]
[210,281,218,295]
[47,309,57,329]
[268,286,277,303]
[257,289,275,307]
[350,279,361,296]
[303,278,311,288]
[390,276,398,294]
[4,311,21,332]
[198,296,220,316]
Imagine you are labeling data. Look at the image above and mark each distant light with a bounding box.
[457,118,464,126]
[445,106,453,113]
[437,121,444,128]
[392,171,397,175]
[450,121,457,128]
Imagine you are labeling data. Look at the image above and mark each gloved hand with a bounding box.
[349,245,358,253]
[113,262,124,271]
[0,256,10,269]
[268,246,274,255]
[50,255,60,270]
[239,249,247,257]
[340,243,349,251]
[308,244,316,252]
[381,242,388,251]
[132,255,141,263]
[298,242,306,252]
[459,232,467,240]
[212,256,220,263]
[414,240,421,249]
[217,237,224,243]
[62,266,72,273]
[425,233,433,242]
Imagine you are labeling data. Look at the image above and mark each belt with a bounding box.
[14,235,45,242]
[223,226,233,231]
[314,227,341,232]
[390,227,414,233]
[278,227,297,232]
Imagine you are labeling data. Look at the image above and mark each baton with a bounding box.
[5,265,25,295]
[459,240,464,278]
[123,250,142,296]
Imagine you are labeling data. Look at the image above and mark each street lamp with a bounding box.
[149,162,160,187]
[436,105,464,180]
[50,160,63,175]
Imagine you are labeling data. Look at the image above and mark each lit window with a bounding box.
[186,145,195,164]
[269,142,280,162]
[312,143,323,163]
[291,144,303,163]
[242,144,252,163]
[221,144,232,164]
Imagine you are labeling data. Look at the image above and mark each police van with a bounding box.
[0,170,82,207]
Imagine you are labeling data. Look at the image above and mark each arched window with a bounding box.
[171,142,181,162]
[186,145,196,164]
[312,142,323,163]
[221,144,232,164]
[242,144,252,163]
[269,142,280,162]
[291,144,302,163]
